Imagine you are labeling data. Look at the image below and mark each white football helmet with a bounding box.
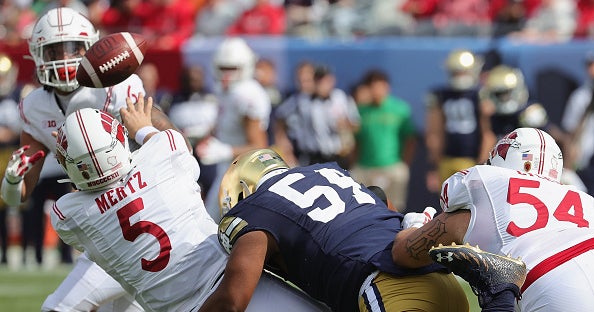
[219,148,288,216]
[29,8,99,92]
[487,128,563,182]
[56,108,132,191]
[480,65,528,115]
[213,37,256,84]
[445,49,483,90]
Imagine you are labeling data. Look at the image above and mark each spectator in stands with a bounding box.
[400,0,439,36]
[100,0,144,35]
[133,0,196,50]
[432,0,492,37]
[510,0,576,42]
[350,69,415,212]
[196,38,271,222]
[0,0,36,48]
[562,52,594,194]
[0,54,21,265]
[321,0,365,38]
[273,61,316,167]
[425,50,495,194]
[574,0,594,39]
[284,0,326,38]
[227,0,286,36]
[364,0,415,36]
[489,0,531,38]
[194,0,241,37]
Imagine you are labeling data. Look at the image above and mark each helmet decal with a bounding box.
[490,131,519,161]
[99,110,126,147]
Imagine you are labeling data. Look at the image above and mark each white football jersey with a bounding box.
[51,130,227,312]
[442,165,594,264]
[215,79,270,146]
[442,165,594,310]
[442,164,594,266]
[19,74,145,154]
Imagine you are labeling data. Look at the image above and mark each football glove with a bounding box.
[5,146,45,184]
[402,207,437,229]
[196,136,233,165]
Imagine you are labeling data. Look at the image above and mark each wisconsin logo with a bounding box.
[490,131,519,160]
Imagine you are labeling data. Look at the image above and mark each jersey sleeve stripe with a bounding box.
[103,87,113,111]
[52,202,66,220]
[18,99,29,124]
[165,130,176,151]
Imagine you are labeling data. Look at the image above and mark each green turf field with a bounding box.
[0,265,71,311]
[0,266,480,311]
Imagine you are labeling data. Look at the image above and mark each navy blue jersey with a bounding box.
[218,163,446,312]
[431,87,482,158]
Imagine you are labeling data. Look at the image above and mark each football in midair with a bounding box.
[77,32,147,88]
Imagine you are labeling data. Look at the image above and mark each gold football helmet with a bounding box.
[219,149,289,217]
[445,49,483,90]
[480,65,528,115]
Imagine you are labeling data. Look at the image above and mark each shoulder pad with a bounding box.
[218,216,248,254]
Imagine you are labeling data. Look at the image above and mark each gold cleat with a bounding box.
[429,243,526,296]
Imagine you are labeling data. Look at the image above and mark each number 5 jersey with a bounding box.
[50,129,227,312]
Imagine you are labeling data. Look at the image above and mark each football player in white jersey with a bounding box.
[50,96,330,312]
[393,127,594,311]
[196,37,271,221]
[0,8,183,312]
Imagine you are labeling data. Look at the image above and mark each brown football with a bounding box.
[77,32,147,88]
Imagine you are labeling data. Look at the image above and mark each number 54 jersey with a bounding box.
[50,130,228,312]
[441,165,594,295]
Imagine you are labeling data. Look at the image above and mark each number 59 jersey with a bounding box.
[219,162,446,312]
[441,165,594,272]
[50,130,227,312]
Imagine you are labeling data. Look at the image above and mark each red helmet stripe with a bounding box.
[57,8,63,32]
[75,110,103,176]
[536,128,546,175]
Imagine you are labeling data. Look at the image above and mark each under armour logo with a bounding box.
[434,252,454,263]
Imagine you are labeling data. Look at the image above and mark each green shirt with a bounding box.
[355,95,415,167]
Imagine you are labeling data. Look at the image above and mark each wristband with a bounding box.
[135,126,158,145]
[1,176,23,207]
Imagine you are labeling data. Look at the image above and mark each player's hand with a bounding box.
[5,146,45,184]
[196,136,233,165]
[120,93,153,139]
[402,207,437,229]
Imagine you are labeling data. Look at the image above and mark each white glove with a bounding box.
[196,136,233,165]
[5,146,45,184]
[402,207,437,229]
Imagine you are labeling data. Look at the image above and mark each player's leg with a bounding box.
[41,252,143,311]
[358,271,469,312]
[245,271,331,312]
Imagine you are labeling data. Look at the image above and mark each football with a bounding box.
[77,32,147,88]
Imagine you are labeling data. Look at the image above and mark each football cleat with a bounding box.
[429,243,526,298]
